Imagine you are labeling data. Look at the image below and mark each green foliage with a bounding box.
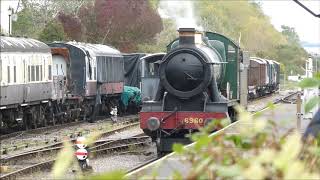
[11,0,91,41]
[172,143,184,154]
[299,77,320,88]
[281,25,301,45]
[39,20,65,43]
[89,170,125,180]
[299,75,320,113]
[12,8,38,38]
[149,0,160,10]
[51,140,75,179]
[305,97,320,115]
[171,105,320,179]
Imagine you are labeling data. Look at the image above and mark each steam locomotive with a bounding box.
[140,28,250,153]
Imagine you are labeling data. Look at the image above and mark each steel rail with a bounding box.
[1,120,140,161]
[0,115,138,140]
[0,136,151,180]
[1,117,138,155]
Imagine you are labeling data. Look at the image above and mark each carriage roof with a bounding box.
[65,41,121,57]
[0,36,50,53]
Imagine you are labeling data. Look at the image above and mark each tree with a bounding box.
[58,0,163,52]
[138,19,177,53]
[57,12,83,41]
[38,20,65,43]
[12,7,37,38]
[281,25,301,45]
[189,1,307,74]
[11,0,88,40]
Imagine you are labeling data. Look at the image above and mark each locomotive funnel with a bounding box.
[178,28,196,45]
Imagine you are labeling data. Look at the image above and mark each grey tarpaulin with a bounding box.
[123,53,146,88]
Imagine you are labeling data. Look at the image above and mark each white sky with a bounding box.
[1,0,319,53]
[259,0,320,54]
[0,0,19,32]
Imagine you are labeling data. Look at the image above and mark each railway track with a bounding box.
[0,115,137,140]
[0,115,138,155]
[126,91,300,176]
[0,92,300,179]
[0,135,151,180]
[248,90,299,113]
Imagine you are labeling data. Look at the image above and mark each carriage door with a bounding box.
[141,54,165,101]
[52,55,67,101]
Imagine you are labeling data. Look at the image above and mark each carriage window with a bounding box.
[144,62,158,77]
[149,63,155,76]
[40,65,42,81]
[89,65,93,80]
[36,65,40,81]
[48,65,52,80]
[31,66,35,81]
[56,64,58,75]
[94,67,96,80]
[28,66,30,82]
[13,66,16,83]
[61,64,64,75]
[7,66,10,83]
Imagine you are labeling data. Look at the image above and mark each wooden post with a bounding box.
[296,92,302,131]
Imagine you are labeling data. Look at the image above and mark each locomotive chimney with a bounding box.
[178,28,196,45]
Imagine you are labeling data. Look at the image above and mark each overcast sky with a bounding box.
[259,0,320,54]
[1,0,319,53]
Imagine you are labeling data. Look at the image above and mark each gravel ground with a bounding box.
[1,115,138,158]
[18,143,157,180]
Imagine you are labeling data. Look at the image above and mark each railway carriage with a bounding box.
[0,37,141,131]
[0,36,54,129]
[248,57,267,98]
[48,42,125,122]
[247,57,280,98]
[271,60,280,91]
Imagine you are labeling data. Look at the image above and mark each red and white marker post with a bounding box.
[75,136,90,171]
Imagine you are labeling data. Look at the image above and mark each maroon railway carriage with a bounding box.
[248,57,267,98]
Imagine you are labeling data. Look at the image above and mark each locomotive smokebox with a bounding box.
[160,28,224,99]
[178,28,196,45]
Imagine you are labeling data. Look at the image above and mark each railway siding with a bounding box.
[0,135,151,180]
[0,116,138,156]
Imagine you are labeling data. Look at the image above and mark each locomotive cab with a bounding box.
[140,53,165,102]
